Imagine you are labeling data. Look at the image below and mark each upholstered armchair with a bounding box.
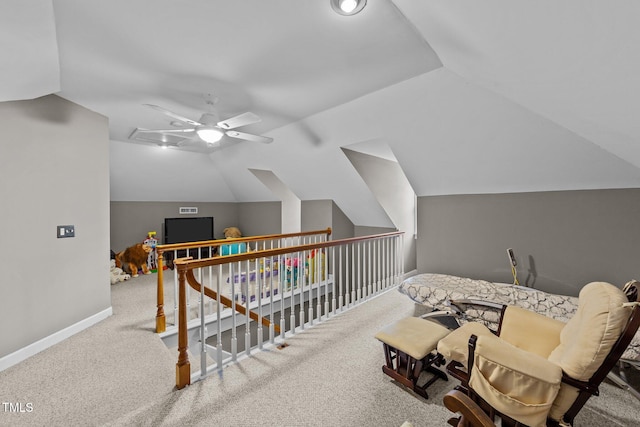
[437,281,640,427]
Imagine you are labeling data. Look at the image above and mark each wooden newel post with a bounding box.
[155,249,166,333]
[176,266,191,389]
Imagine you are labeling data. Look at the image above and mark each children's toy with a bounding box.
[228,259,280,284]
[223,227,242,238]
[284,256,302,289]
[220,242,247,256]
[115,243,153,277]
[220,226,247,255]
[307,249,325,282]
[143,231,159,271]
[110,259,131,284]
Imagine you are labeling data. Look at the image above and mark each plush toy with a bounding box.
[223,227,242,238]
[220,226,250,255]
[110,259,131,284]
[115,243,153,277]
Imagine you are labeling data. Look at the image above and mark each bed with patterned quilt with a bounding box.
[398,273,640,362]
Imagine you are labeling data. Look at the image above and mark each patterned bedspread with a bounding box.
[398,273,639,361]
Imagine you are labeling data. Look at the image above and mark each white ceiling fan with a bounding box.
[129,100,273,149]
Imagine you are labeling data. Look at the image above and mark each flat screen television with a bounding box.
[163,217,214,244]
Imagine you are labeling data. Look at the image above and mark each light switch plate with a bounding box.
[57,225,75,238]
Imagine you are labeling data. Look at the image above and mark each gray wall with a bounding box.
[354,226,396,237]
[110,200,352,251]
[417,189,640,296]
[332,201,355,240]
[302,200,333,233]
[237,201,282,237]
[301,199,360,241]
[0,95,111,358]
[110,201,239,251]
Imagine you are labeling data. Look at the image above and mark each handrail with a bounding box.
[174,230,404,389]
[174,231,402,269]
[155,228,332,332]
[157,227,332,252]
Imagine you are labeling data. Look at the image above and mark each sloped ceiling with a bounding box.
[0,0,60,100]
[2,1,640,227]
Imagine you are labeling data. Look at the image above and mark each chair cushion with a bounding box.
[499,306,565,359]
[436,322,495,367]
[375,317,450,360]
[547,281,631,421]
[548,282,630,380]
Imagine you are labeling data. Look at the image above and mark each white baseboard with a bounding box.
[403,269,418,280]
[0,306,113,372]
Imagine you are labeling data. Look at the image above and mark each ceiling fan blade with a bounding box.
[226,131,273,144]
[133,128,196,134]
[129,128,194,146]
[143,104,202,126]
[217,112,261,130]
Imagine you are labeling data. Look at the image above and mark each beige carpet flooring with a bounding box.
[1,273,640,426]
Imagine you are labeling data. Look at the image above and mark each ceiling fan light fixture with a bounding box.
[331,0,366,16]
[196,127,223,143]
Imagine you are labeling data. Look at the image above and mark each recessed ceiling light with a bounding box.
[331,0,366,16]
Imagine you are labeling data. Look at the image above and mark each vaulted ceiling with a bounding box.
[3,1,640,227]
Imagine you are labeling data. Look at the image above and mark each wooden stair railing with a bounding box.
[176,262,283,389]
[155,228,332,333]
[174,231,404,389]
[184,267,281,335]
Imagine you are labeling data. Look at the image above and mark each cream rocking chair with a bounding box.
[437,281,640,427]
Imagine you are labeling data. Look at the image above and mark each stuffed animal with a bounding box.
[223,227,242,238]
[218,227,247,256]
[115,243,153,277]
[110,259,131,284]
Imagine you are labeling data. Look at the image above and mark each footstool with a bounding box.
[375,316,451,398]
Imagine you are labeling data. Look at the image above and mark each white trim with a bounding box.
[403,269,418,280]
[0,307,112,372]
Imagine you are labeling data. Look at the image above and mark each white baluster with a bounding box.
[368,240,373,297]
[208,263,214,316]
[245,259,251,357]
[338,245,344,312]
[324,248,330,319]
[317,248,323,321]
[329,246,335,316]
[279,256,286,339]
[199,266,207,379]
[197,248,202,306]
[257,257,263,351]
[372,239,378,295]
[344,243,350,307]
[400,234,405,284]
[217,264,223,370]
[186,249,192,317]
[173,249,178,325]
[230,262,237,361]
[268,255,275,344]
[289,254,296,335]
[379,238,383,290]
[357,242,362,302]
[302,250,308,329]
[383,238,388,290]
